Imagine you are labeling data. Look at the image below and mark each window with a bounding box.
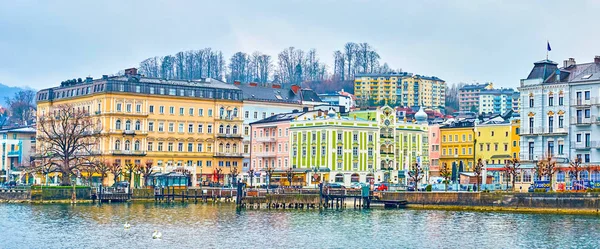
[548,96,554,106]
[244,126,249,136]
[199,108,204,116]
[262,112,266,119]
[548,116,554,133]
[529,117,534,134]
[179,107,184,116]
[338,133,343,141]
[585,154,591,163]
[302,147,306,156]
[115,140,121,150]
[528,142,534,161]
[585,91,591,100]
[232,125,238,134]
[558,116,564,128]
[135,120,141,131]
[462,134,466,141]
[115,119,121,130]
[529,97,534,107]
[321,146,326,156]
[368,148,373,157]
[337,146,342,156]
[149,105,154,113]
[480,144,484,151]
[125,120,131,130]
[353,147,358,156]
[559,96,564,106]
[147,142,153,151]
[189,108,194,116]
[116,103,122,112]
[219,125,224,134]
[169,89,176,95]
[158,142,163,151]
[468,148,472,155]
[368,134,373,142]
[353,134,358,141]
[168,123,174,132]
[504,144,508,151]
[577,134,582,143]
[169,106,174,114]
[585,109,591,118]
[124,140,130,151]
[197,143,203,152]
[168,142,173,152]
[178,123,184,133]
[244,111,249,118]
[278,129,282,137]
[198,124,203,133]
[207,125,213,133]
[126,104,131,112]
[134,140,140,151]
[188,143,193,152]
[136,104,141,113]
[188,124,194,133]
[208,109,213,117]
[253,112,258,119]
[158,122,164,132]
[159,106,164,114]
[547,141,554,156]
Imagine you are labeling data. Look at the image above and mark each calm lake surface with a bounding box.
[1,203,599,248]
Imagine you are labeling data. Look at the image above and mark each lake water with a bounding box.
[1,203,599,248]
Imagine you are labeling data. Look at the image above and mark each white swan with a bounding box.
[124,222,131,229]
[152,230,162,239]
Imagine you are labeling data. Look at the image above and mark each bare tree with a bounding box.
[473,158,484,191]
[439,163,451,191]
[344,42,357,78]
[228,52,250,83]
[568,157,584,183]
[5,90,36,126]
[504,158,521,191]
[93,158,111,187]
[407,162,424,190]
[108,160,123,186]
[36,104,101,186]
[538,154,558,191]
[136,160,153,188]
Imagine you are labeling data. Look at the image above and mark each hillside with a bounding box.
[0,83,33,107]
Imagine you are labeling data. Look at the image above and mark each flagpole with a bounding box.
[546,40,548,60]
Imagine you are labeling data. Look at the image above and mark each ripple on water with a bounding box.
[1,203,600,248]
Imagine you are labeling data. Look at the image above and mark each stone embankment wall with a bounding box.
[382,192,600,210]
[0,189,30,201]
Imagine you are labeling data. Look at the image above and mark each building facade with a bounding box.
[354,73,445,109]
[288,106,429,187]
[318,93,353,112]
[429,125,441,177]
[0,127,36,183]
[36,68,244,186]
[459,83,493,113]
[439,119,475,182]
[475,119,520,165]
[478,88,516,115]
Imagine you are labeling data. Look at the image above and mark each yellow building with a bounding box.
[354,73,445,109]
[36,68,243,186]
[439,120,475,176]
[475,120,520,166]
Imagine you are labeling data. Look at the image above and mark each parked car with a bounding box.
[350,182,367,189]
[374,183,388,191]
[325,183,345,189]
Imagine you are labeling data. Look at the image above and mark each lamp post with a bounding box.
[266,166,274,194]
[286,167,293,188]
[247,168,255,188]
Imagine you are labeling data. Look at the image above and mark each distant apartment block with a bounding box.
[459,82,493,113]
[354,73,445,109]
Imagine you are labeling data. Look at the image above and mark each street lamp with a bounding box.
[266,166,274,194]
[286,167,293,188]
[247,167,255,188]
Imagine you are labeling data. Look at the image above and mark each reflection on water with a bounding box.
[1,203,600,248]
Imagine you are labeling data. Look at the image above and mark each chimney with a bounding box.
[272,83,281,89]
[234,80,241,85]
[249,82,258,87]
[595,56,600,64]
[124,68,138,76]
[564,58,576,68]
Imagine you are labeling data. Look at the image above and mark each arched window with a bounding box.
[115,140,121,150]
[219,107,225,117]
[557,171,566,182]
[219,125,224,134]
[335,173,344,183]
[233,108,238,117]
[219,143,224,153]
[116,120,121,130]
[124,140,131,151]
[134,140,140,151]
[125,120,131,130]
[225,143,231,153]
[232,144,238,153]
[351,173,360,183]
[232,125,238,134]
[581,170,589,180]
[592,171,600,182]
[366,173,374,183]
[226,125,231,134]
[135,120,141,131]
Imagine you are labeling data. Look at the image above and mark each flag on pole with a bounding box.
[547,41,551,51]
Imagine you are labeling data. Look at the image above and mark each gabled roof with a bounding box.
[236,84,301,104]
[249,111,309,125]
[526,59,558,81]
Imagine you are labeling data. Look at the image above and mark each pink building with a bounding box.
[249,111,305,186]
[429,124,440,177]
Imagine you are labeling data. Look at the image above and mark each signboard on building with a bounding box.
[534,180,551,191]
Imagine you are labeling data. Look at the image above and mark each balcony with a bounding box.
[254,137,276,143]
[123,130,136,135]
[215,115,240,121]
[214,152,243,158]
[542,127,568,135]
[254,152,277,158]
[110,150,147,156]
[571,142,595,150]
[217,133,243,139]
[571,98,597,107]
[380,134,394,139]
[6,151,20,157]
[519,127,544,136]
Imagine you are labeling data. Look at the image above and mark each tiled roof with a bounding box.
[236,84,301,103]
[250,111,309,125]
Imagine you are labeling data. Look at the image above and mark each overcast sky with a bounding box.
[1,0,599,90]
